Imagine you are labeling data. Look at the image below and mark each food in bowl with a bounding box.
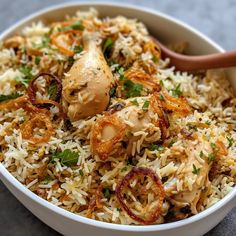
[0,8,235,225]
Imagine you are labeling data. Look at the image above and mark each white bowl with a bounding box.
[0,2,236,236]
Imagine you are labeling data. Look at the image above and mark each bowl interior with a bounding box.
[0,2,236,233]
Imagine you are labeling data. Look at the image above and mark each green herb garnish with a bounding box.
[19,64,33,85]
[68,56,75,66]
[159,80,164,87]
[47,83,57,100]
[227,136,234,148]
[123,80,143,98]
[0,92,22,102]
[149,144,165,152]
[103,188,111,199]
[34,56,41,65]
[205,120,211,125]
[41,175,51,185]
[73,45,83,54]
[168,138,177,147]
[187,124,198,132]
[160,94,165,101]
[63,21,85,31]
[51,149,80,166]
[79,169,84,177]
[121,166,128,172]
[142,100,150,111]
[192,164,200,175]
[200,151,204,158]
[118,67,125,81]
[109,87,116,97]
[171,83,182,97]
[103,37,113,60]
[211,143,216,149]
[152,55,158,63]
[208,153,215,162]
[131,99,139,106]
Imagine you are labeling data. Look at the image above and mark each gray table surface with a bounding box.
[0,0,235,235]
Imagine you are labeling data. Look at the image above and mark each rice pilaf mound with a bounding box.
[0,8,235,225]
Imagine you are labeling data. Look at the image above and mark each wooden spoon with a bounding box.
[153,38,236,71]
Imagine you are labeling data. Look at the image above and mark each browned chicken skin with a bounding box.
[62,31,114,121]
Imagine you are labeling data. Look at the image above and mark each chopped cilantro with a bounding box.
[63,21,84,31]
[0,92,23,102]
[47,83,57,100]
[205,120,211,125]
[109,87,116,97]
[227,136,234,148]
[208,153,215,162]
[131,99,139,106]
[121,166,128,172]
[41,175,51,185]
[73,45,83,54]
[118,67,125,81]
[19,64,33,85]
[192,164,200,175]
[149,144,164,152]
[160,94,165,101]
[79,169,84,177]
[103,37,113,60]
[103,188,111,199]
[159,80,164,87]
[142,100,150,111]
[187,124,198,131]
[34,56,41,65]
[152,55,158,63]
[168,138,177,147]
[51,149,80,166]
[171,83,182,97]
[68,56,75,66]
[200,151,204,158]
[123,80,143,98]
[211,143,216,149]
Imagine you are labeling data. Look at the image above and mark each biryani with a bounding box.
[0,8,235,225]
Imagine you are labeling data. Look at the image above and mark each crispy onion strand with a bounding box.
[115,167,165,224]
[150,94,170,140]
[91,114,126,160]
[21,112,54,144]
[28,72,62,103]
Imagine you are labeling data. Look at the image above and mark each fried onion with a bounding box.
[28,73,62,103]
[91,114,126,160]
[154,91,191,116]
[115,167,165,224]
[21,112,54,144]
[150,94,170,140]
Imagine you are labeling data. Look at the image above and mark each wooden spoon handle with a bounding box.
[156,39,236,71]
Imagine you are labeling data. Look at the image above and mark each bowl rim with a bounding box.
[0,1,235,232]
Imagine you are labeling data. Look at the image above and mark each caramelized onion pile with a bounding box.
[91,114,126,160]
[115,167,165,224]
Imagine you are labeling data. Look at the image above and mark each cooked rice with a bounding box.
[0,8,235,225]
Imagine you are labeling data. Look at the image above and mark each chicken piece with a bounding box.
[91,98,163,160]
[62,31,114,121]
[167,138,212,219]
